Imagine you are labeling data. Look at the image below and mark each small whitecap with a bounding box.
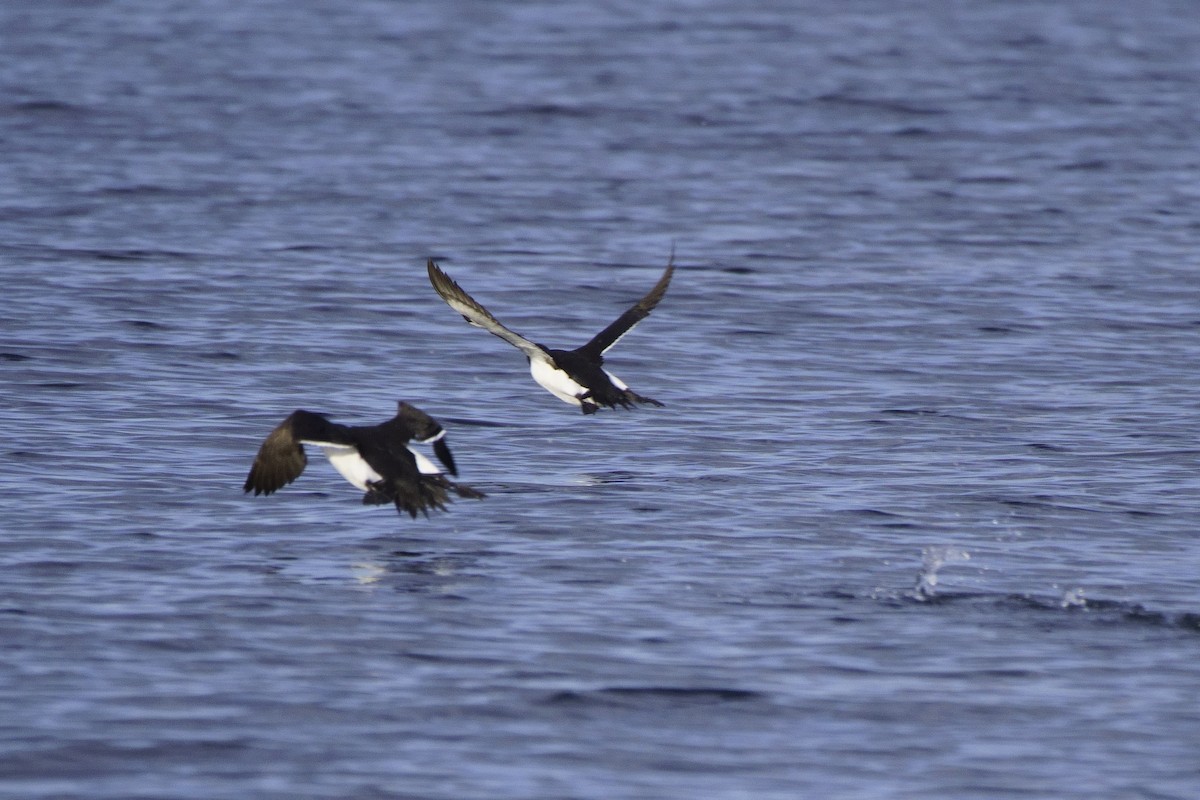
[1060,587,1087,609]
[913,545,970,600]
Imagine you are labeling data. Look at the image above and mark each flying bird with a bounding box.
[243,401,485,517]
[427,255,674,414]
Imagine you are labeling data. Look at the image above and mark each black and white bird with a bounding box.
[243,401,485,517]
[427,256,674,414]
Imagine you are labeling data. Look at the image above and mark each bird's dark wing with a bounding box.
[427,259,553,365]
[578,255,674,359]
[243,410,348,495]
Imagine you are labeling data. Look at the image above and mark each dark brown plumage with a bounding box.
[243,401,484,518]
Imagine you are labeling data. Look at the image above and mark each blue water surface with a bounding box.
[2,1,1199,798]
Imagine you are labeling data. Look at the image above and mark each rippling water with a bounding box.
[3,1,1200,798]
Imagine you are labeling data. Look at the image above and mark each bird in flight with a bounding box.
[427,255,674,414]
[243,401,484,517]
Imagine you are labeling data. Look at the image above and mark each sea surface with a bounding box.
[2,1,1199,798]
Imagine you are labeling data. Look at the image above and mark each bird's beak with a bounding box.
[433,437,458,476]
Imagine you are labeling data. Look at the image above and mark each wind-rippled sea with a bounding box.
[3,1,1200,798]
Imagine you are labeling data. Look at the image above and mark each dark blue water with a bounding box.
[3,1,1200,798]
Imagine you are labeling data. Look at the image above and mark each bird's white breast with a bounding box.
[530,358,586,406]
[320,445,382,491]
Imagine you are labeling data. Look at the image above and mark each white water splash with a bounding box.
[1060,587,1087,609]
[913,546,971,600]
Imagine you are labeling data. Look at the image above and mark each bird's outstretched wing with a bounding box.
[578,254,674,359]
[243,410,348,495]
[427,259,551,364]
